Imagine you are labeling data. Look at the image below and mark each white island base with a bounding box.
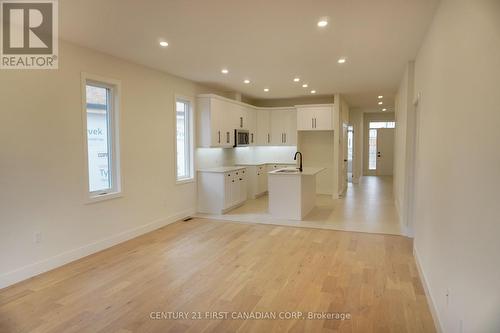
[268,167,325,220]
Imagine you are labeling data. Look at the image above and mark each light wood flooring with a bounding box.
[0,219,435,332]
[196,176,402,235]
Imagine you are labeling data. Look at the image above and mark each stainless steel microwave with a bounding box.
[234,129,249,147]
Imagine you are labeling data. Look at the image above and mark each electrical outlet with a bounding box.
[34,232,42,244]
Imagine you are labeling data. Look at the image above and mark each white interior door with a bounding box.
[376,128,395,175]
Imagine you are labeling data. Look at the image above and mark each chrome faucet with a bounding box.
[294,152,303,172]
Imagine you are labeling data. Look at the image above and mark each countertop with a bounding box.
[235,162,295,166]
[268,167,325,176]
[197,166,247,173]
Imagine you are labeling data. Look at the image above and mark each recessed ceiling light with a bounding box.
[264,88,270,92]
[378,95,383,99]
[159,41,168,47]
[244,79,250,84]
[302,83,308,88]
[221,68,229,74]
[310,90,316,94]
[293,77,300,82]
[378,101,383,105]
[317,20,328,27]
[337,57,347,64]
[382,108,387,111]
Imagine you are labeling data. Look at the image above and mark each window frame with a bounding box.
[174,94,195,184]
[81,72,122,203]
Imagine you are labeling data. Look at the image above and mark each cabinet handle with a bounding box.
[218,131,221,143]
[284,133,286,143]
[312,118,314,128]
[226,131,230,143]
[315,118,317,128]
[251,133,254,143]
[267,133,270,143]
[240,117,243,128]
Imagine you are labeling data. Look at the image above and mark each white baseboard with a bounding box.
[413,246,444,333]
[0,209,194,289]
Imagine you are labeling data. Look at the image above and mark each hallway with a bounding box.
[195,176,402,235]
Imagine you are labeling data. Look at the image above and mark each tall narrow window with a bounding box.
[176,98,193,182]
[368,129,378,170]
[83,75,121,199]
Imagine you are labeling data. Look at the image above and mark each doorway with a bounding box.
[367,121,395,176]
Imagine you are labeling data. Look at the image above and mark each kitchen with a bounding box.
[195,93,341,226]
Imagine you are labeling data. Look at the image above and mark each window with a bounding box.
[83,74,121,200]
[368,129,378,170]
[369,121,395,129]
[175,97,193,182]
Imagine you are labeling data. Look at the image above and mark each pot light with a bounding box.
[244,79,250,84]
[159,41,168,47]
[317,20,328,28]
[310,90,316,94]
[293,77,300,82]
[337,57,347,64]
[382,108,387,111]
[378,95,383,99]
[302,83,308,88]
[221,68,229,74]
[264,88,270,92]
[378,101,383,105]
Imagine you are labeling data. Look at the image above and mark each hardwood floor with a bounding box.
[0,219,435,333]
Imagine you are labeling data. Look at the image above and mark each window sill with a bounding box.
[176,178,195,185]
[86,192,123,204]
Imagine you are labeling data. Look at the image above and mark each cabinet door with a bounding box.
[283,108,297,145]
[314,106,333,130]
[224,172,233,208]
[245,107,257,145]
[257,167,267,194]
[297,108,314,131]
[209,99,225,147]
[256,109,271,145]
[270,110,286,145]
[237,170,247,202]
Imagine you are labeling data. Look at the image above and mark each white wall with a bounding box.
[298,131,335,195]
[0,41,221,288]
[394,62,416,235]
[349,109,364,183]
[402,0,500,331]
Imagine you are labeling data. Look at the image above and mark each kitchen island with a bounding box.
[268,167,325,220]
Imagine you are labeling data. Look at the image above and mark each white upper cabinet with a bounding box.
[198,94,306,147]
[197,95,238,148]
[243,106,257,145]
[296,105,334,131]
[270,108,297,146]
[256,109,271,145]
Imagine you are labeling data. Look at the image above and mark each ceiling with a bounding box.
[59,0,438,109]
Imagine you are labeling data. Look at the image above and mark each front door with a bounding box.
[376,128,394,175]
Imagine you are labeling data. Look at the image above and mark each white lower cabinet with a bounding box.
[241,165,268,199]
[198,168,247,214]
